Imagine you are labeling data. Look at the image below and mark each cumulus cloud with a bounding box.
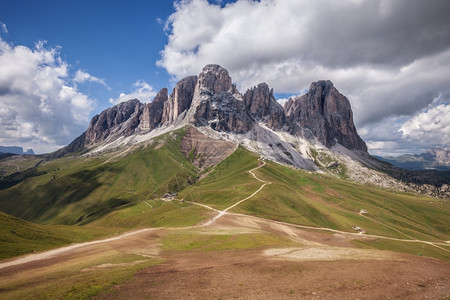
[400,103,450,147]
[73,69,109,88]
[109,80,157,105]
[0,38,96,154]
[158,0,450,154]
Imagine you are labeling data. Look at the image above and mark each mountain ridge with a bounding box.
[376,146,450,171]
[57,64,366,167]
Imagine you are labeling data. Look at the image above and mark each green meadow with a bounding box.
[0,126,449,261]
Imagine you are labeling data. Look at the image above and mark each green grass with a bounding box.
[162,231,297,251]
[179,147,261,210]
[0,211,118,260]
[91,200,209,228]
[351,239,450,261]
[0,128,198,225]
[0,128,449,261]
[0,155,43,178]
[233,159,450,243]
[0,252,161,300]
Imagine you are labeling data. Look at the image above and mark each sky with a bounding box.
[0,0,449,155]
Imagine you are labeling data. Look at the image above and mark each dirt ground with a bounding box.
[1,214,449,300]
[93,215,450,300]
[93,249,449,300]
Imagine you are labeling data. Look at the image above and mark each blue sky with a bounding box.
[0,0,449,155]
[1,0,174,111]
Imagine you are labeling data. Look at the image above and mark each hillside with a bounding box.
[1,128,448,259]
[1,126,449,300]
[0,211,114,259]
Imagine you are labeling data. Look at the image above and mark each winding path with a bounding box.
[189,158,270,227]
[1,157,448,271]
[184,158,449,252]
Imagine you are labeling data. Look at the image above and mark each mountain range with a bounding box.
[50,64,448,198]
[377,147,450,171]
[1,65,449,297]
[56,64,366,168]
[0,146,35,156]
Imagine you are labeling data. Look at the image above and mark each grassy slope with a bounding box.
[182,148,449,259]
[91,200,208,229]
[0,211,116,259]
[234,159,449,242]
[178,147,261,210]
[0,129,448,261]
[0,246,161,300]
[0,128,199,225]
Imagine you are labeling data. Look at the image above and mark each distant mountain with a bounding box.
[0,146,34,156]
[376,147,450,171]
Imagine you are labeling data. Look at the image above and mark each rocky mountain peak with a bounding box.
[285,80,367,152]
[60,64,368,161]
[162,75,197,125]
[85,99,143,145]
[244,82,285,129]
[139,88,168,131]
[197,64,234,94]
[431,146,450,163]
[189,64,252,133]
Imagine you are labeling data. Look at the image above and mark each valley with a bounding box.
[0,64,449,299]
[0,129,449,299]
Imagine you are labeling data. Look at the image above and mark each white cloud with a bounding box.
[158,0,450,154]
[109,80,157,105]
[0,22,7,34]
[400,103,450,146]
[73,69,109,88]
[0,38,95,154]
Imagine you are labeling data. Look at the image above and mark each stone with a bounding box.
[139,88,168,131]
[244,82,285,129]
[162,76,197,124]
[285,80,367,151]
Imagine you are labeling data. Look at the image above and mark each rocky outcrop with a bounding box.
[195,64,236,94]
[244,82,285,129]
[59,64,368,157]
[180,126,237,170]
[189,65,253,134]
[85,99,144,145]
[139,88,168,131]
[285,80,367,152]
[162,76,197,124]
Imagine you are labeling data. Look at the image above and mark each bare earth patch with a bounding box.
[263,246,404,261]
[1,215,449,300]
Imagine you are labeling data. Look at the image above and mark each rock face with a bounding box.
[180,126,237,170]
[85,99,144,145]
[60,64,368,158]
[285,80,367,151]
[189,65,253,134]
[139,88,168,131]
[244,82,285,129]
[162,76,197,124]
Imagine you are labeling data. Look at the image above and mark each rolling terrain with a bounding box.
[0,126,449,299]
[0,64,449,299]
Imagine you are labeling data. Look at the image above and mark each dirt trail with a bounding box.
[1,157,449,300]
[191,158,271,227]
[0,228,158,270]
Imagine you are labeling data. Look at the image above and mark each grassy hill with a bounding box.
[0,128,449,261]
[0,211,115,259]
[0,128,199,225]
